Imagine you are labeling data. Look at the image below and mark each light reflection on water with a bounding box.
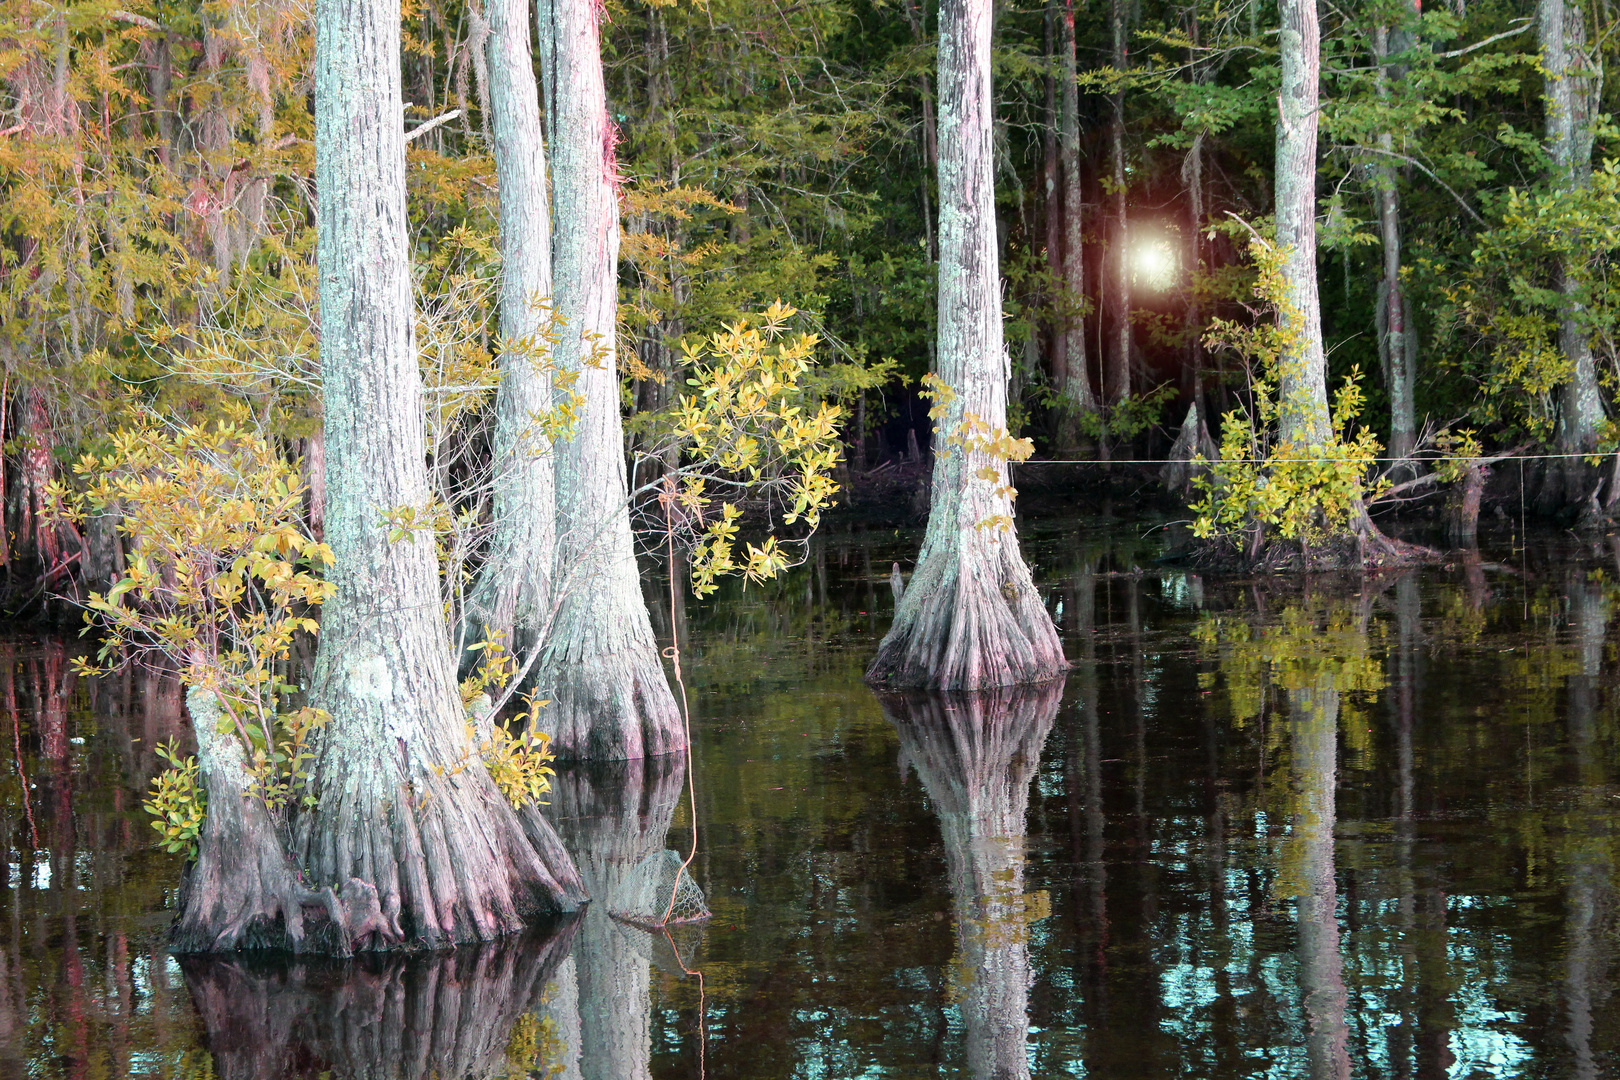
[1,519,1619,1077]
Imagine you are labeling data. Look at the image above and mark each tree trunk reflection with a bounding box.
[541,755,689,1080]
[182,925,578,1079]
[880,680,1064,1080]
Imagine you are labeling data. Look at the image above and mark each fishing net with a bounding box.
[608,848,710,929]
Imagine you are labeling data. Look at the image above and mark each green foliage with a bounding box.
[1440,155,1620,447]
[1076,384,1177,445]
[1191,236,1385,546]
[654,302,846,595]
[50,420,333,822]
[144,740,206,859]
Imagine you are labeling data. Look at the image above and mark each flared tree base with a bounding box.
[866,537,1066,691]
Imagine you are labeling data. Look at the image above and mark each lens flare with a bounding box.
[1131,238,1178,291]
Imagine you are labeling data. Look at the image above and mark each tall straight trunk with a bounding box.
[1540,0,1603,458]
[536,0,682,760]
[1058,0,1094,417]
[1289,678,1351,1080]
[1372,19,1418,468]
[1043,1,1067,405]
[867,0,1066,691]
[302,0,583,952]
[881,684,1062,1080]
[1275,0,1331,448]
[1107,0,1131,405]
[463,0,557,666]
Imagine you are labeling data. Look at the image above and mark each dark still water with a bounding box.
[4,515,1620,1078]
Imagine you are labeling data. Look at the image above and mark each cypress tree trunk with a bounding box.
[1107,0,1131,406]
[1539,0,1604,502]
[1275,0,1330,449]
[301,0,584,952]
[1372,18,1418,469]
[463,0,557,666]
[866,0,1067,691]
[1057,0,1095,420]
[535,0,682,760]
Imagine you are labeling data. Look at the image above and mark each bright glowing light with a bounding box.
[1131,237,1178,291]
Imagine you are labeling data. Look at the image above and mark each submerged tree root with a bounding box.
[1184,519,1438,573]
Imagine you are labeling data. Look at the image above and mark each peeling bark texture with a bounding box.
[881,681,1063,1080]
[542,756,687,1080]
[534,0,681,761]
[307,0,584,952]
[171,690,390,955]
[867,0,1065,692]
[1289,679,1352,1080]
[181,921,579,1079]
[1274,0,1330,449]
[1057,0,1093,418]
[1540,0,1605,499]
[464,0,557,668]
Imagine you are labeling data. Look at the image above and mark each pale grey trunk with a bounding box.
[308,0,583,949]
[1108,0,1132,405]
[535,0,682,760]
[1058,0,1094,415]
[866,0,1066,690]
[1275,0,1331,448]
[1372,23,1417,467]
[882,683,1063,1080]
[464,0,557,666]
[1540,0,1604,454]
[1289,679,1351,1080]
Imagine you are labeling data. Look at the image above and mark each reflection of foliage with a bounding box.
[1194,598,1386,726]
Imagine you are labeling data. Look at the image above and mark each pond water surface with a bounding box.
[2,514,1619,1078]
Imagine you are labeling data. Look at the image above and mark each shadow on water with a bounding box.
[10,518,1620,1075]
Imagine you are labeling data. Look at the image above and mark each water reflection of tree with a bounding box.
[1200,592,1384,1079]
[880,681,1063,1080]
[182,925,577,1078]
[539,755,689,1080]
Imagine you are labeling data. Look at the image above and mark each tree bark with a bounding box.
[1372,18,1418,470]
[1058,0,1095,419]
[304,0,584,952]
[1275,0,1331,448]
[534,0,682,761]
[463,0,558,667]
[1105,0,1132,406]
[866,0,1067,691]
[881,682,1063,1080]
[1539,0,1604,475]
